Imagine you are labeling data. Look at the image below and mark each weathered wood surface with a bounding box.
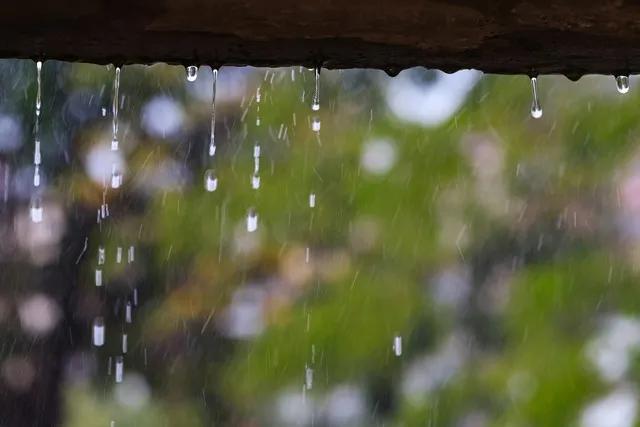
[2,0,640,75]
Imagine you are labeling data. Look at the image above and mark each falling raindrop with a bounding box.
[616,75,630,94]
[530,76,543,119]
[393,335,403,357]
[122,333,128,354]
[311,67,320,111]
[92,317,105,347]
[111,66,121,151]
[186,65,198,82]
[132,288,139,306]
[208,68,218,157]
[128,246,135,263]
[95,269,103,287]
[115,356,124,383]
[311,116,321,133]
[309,193,316,208]
[247,208,258,233]
[204,169,218,192]
[116,246,123,263]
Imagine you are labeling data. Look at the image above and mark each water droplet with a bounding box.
[132,288,139,306]
[112,66,121,150]
[125,301,132,323]
[30,197,43,223]
[209,68,218,157]
[95,269,103,287]
[256,86,262,103]
[311,116,321,132]
[92,317,105,347]
[122,333,128,354]
[393,335,403,357]
[311,67,320,111]
[116,246,123,263]
[247,208,258,233]
[251,173,260,189]
[34,139,41,165]
[33,166,40,187]
[530,76,543,119]
[309,193,316,208]
[253,144,261,159]
[111,165,122,189]
[616,75,630,94]
[204,169,218,192]
[128,246,135,263]
[186,65,198,82]
[305,365,313,390]
[115,356,124,383]
[98,246,105,265]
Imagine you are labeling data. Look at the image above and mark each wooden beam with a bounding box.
[2,0,640,76]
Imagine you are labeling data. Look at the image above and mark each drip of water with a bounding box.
[251,173,260,190]
[186,65,198,82]
[98,245,105,265]
[34,61,43,189]
[125,301,132,323]
[309,193,316,208]
[111,164,122,189]
[311,67,320,111]
[393,335,403,357]
[209,68,218,157]
[95,269,103,287]
[122,333,128,354]
[128,246,135,263]
[311,117,321,133]
[115,356,124,383]
[132,288,139,306]
[30,196,43,223]
[204,169,218,192]
[305,365,313,390]
[530,76,543,119]
[111,66,121,151]
[92,317,105,347]
[116,246,123,263]
[255,86,262,126]
[616,75,630,94]
[247,208,258,233]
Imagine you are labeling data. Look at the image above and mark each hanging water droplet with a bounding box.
[208,68,218,157]
[186,65,198,82]
[35,61,42,114]
[115,356,124,383]
[98,246,105,265]
[247,208,258,233]
[111,66,121,151]
[305,365,314,390]
[204,169,218,192]
[311,67,320,111]
[92,317,105,347]
[95,269,103,287]
[30,196,43,223]
[122,333,128,354]
[616,75,630,94]
[125,301,132,323]
[530,76,543,119]
[393,335,403,357]
[251,173,260,190]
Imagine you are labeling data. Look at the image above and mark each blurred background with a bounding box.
[0,60,638,426]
